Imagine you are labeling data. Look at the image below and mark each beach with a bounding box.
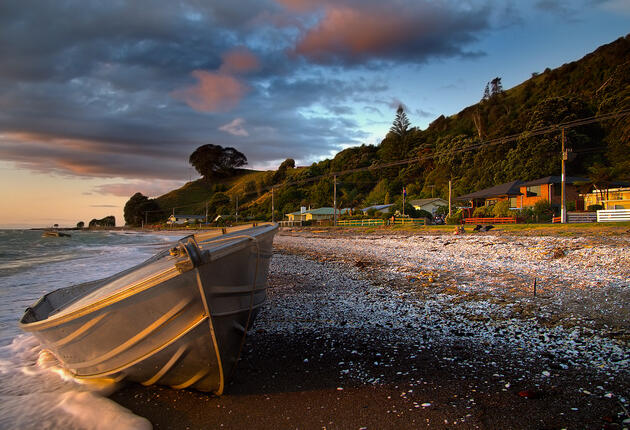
[110,228,630,429]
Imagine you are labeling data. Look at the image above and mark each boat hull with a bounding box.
[20,223,277,393]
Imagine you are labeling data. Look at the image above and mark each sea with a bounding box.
[0,229,186,430]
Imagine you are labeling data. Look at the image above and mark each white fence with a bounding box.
[597,209,630,222]
[566,212,597,223]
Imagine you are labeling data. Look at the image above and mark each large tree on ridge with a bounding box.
[189,144,247,180]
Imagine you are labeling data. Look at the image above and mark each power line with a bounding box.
[149,108,630,217]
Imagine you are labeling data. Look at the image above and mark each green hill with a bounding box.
[127,34,630,225]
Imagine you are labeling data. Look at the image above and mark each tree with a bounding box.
[76,221,84,229]
[379,105,413,162]
[490,77,503,96]
[273,158,296,183]
[576,163,617,206]
[482,83,491,101]
[124,192,160,226]
[389,105,410,138]
[189,144,247,180]
[89,216,115,228]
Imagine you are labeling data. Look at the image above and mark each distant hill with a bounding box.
[133,34,630,223]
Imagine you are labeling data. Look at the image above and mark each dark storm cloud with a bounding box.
[0,0,500,188]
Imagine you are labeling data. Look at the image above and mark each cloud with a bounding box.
[0,0,521,190]
[286,0,490,65]
[363,106,383,116]
[219,118,250,136]
[90,204,119,208]
[171,70,249,112]
[220,48,261,74]
[0,132,191,180]
[534,0,578,17]
[93,180,187,197]
[414,108,433,118]
[593,0,630,13]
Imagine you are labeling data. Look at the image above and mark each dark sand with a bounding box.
[111,232,629,429]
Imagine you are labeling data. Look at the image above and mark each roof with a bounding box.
[286,207,341,216]
[170,214,205,219]
[456,180,523,200]
[409,198,448,207]
[361,204,393,212]
[307,207,335,215]
[520,176,588,186]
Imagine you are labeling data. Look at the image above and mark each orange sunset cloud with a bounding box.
[294,5,417,60]
[220,48,260,74]
[172,70,248,112]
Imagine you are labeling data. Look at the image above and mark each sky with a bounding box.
[0,0,628,228]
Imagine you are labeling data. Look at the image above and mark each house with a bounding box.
[516,176,586,209]
[456,180,523,209]
[456,177,586,210]
[285,207,347,222]
[583,187,630,210]
[360,204,394,214]
[408,198,448,215]
[167,214,206,225]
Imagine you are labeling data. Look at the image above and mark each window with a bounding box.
[526,185,541,197]
[509,197,518,208]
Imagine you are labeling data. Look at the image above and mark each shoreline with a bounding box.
[110,230,629,429]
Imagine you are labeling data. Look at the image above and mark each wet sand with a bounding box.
[111,229,630,429]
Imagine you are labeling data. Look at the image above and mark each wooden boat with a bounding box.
[21,223,277,394]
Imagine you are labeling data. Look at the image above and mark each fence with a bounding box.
[391,218,427,226]
[463,217,517,224]
[336,218,427,227]
[336,218,385,227]
[597,209,630,222]
[568,212,597,223]
[278,220,303,227]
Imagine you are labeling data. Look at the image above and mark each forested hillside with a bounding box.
[126,35,630,224]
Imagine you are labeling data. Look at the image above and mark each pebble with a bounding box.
[265,234,629,392]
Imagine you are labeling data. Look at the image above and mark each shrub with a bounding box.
[446,210,463,224]
[492,200,511,217]
[473,206,492,217]
[416,209,433,221]
[587,204,603,211]
[435,205,450,216]
[533,199,554,222]
[519,208,535,223]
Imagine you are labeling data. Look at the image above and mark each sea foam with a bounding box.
[0,229,184,429]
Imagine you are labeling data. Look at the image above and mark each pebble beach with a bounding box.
[111,228,630,429]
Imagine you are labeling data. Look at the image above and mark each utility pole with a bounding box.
[205,201,208,225]
[271,186,275,223]
[333,175,337,226]
[402,186,406,217]
[448,180,452,219]
[144,211,148,228]
[235,195,239,224]
[561,128,567,224]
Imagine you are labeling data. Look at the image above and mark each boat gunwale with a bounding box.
[20,223,277,331]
